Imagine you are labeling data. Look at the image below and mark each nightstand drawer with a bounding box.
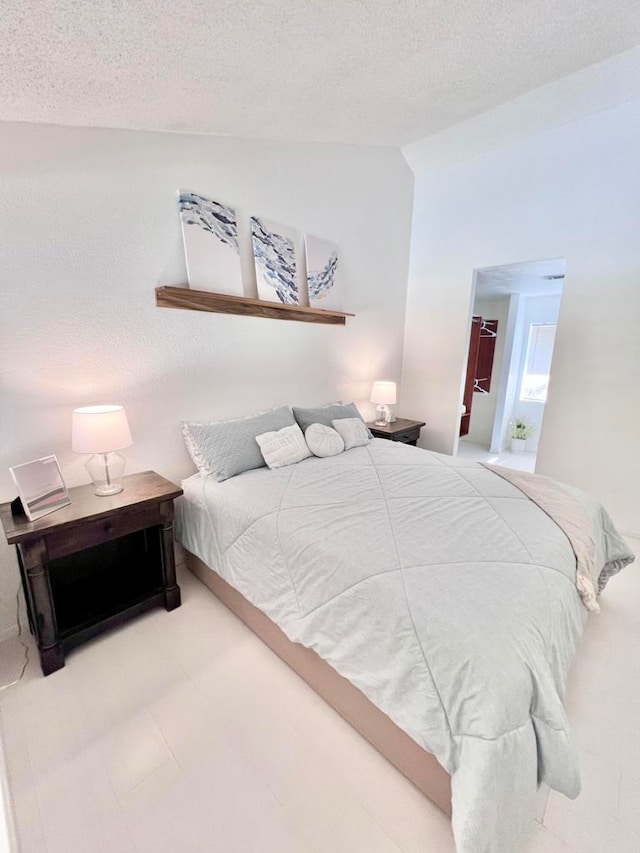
[393,428,420,443]
[46,503,161,560]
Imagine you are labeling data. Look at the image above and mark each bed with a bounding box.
[175,438,634,853]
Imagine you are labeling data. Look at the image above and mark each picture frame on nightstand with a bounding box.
[9,455,71,522]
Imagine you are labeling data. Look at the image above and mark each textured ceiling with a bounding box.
[1,1,640,146]
[476,259,566,299]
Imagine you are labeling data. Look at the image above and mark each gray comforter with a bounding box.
[177,439,634,852]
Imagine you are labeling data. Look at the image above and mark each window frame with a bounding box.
[518,322,557,404]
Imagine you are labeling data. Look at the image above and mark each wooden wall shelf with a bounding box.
[156,286,355,325]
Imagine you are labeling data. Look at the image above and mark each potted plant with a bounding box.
[510,419,535,453]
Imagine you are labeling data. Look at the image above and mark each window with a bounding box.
[519,323,557,402]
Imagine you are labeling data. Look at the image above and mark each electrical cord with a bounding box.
[0,589,29,692]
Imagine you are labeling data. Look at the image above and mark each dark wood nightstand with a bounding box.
[0,471,183,676]
[366,418,426,446]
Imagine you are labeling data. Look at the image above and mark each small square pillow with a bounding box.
[304,423,345,458]
[331,417,371,450]
[255,423,312,470]
[182,405,296,481]
[293,402,369,433]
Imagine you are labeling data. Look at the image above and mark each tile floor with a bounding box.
[0,539,638,853]
[456,439,537,473]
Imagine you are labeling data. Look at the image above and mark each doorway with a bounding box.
[457,258,566,472]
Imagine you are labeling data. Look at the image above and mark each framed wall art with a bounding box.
[179,190,244,295]
[250,216,299,305]
[305,234,341,311]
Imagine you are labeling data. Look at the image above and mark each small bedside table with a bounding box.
[366,418,426,446]
[0,470,183,676]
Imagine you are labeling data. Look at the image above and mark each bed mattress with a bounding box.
[176,439,633,853]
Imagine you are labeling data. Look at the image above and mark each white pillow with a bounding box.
[305,423,345,458]
[255,423,312,470]
[331,417,371,450]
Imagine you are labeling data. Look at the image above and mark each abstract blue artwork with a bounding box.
[250,216,299,305]
[179,190,243,295]
[305,234,341,311]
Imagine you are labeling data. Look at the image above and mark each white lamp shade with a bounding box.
[370,381,397,405]
[72,405,133,454]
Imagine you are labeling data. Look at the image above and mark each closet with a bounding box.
[460,316,498,436]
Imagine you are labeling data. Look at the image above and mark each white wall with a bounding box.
[0,122,414,639]
[401,96,640,536]
[489,294,521,453]
[463,296,509,447]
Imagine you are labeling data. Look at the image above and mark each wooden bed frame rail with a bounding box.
[186,551,452,816]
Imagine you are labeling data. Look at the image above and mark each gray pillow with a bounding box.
[293,402,368,434]
[331,417,371,450]
[182,406,296,481]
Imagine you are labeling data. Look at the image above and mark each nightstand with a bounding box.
[0,471,183,676]
[366,418,426,446]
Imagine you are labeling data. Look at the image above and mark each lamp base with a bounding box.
[94,483,124,496]
[85,452,126,496]
[374,404,394,426]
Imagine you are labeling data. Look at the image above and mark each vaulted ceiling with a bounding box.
[1,1,639,146]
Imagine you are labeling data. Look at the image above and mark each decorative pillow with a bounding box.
[255,423,312,470]
[182,405,296,481]
[331,417,371,450]
[304,423,345,458]
[293,402,368,433]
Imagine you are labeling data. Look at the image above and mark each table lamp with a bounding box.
[72,405,133,495]
[370,381,397,425]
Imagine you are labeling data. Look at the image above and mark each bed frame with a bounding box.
[186,550,452,816]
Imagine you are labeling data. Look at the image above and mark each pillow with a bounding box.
[331,417,371,450]
[255,423,311,470]
[305,423,345,458]
[182,405,296,481]
[293,402,368,433]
